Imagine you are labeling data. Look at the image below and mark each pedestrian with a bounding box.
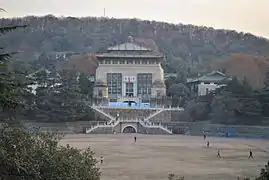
[248,150,253,159]
[217,150,221,158]
[100,156,104,164]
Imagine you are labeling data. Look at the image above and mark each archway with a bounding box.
[122,126,137,133]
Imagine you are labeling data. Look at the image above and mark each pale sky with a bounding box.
[1,0,269,38]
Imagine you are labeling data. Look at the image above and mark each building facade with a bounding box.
[187,71,232,96]
[93,39,168,107]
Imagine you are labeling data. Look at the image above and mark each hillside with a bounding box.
[212,54,269,88]
[57,53,98,75]
[1,15,269,78]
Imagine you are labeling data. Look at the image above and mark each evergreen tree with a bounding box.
[79,72,94,100]
[0,17,28,116]
[51,70,88,121]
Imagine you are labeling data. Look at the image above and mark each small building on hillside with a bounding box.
[164,73,178,80]
[187,71,232,96]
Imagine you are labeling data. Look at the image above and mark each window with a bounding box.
[157,90,161,97]
[105,60,110,64]
[125,82,134,97]
[112,60,118,64]
[119,60,125,64]
[141,60,148,64]
[107,73,122,96]
[135,60,140,64]
[127,60,133,64]
[98,90,102,97]
[206,88,209,95]
[137,73,152,97]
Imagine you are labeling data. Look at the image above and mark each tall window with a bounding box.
[107,73,122,97]
[137,73,152,97]
[125,83,134,97]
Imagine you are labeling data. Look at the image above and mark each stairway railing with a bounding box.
[138,119,172,134]
[86,118,173,134]
[91,106,115,121]
[144,109,165,122]
[85,120,120,133]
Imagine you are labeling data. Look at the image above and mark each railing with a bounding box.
[144,107,184,122]
[91,105,115,121]
[85,120,121,133]
[94,106,184,111]
[144,109,165,121]
[85,118,172,134]
[91,105,184,125]
[138,119,173,134]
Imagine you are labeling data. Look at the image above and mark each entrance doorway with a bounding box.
[123,100,136,107]
[122,126,136,133]
[125,82,134,97]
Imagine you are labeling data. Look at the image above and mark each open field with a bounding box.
[60,134,269,180]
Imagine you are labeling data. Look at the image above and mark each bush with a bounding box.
[0,123,100,180]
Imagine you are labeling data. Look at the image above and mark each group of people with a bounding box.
[204,134,254,159]
[215,149,253,159]
[100,135,255,164]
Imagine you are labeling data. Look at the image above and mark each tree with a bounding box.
[168,83,191,107]
[79,72,94,100]
[0,123,100,180]
[0,12,100,180]
[256,161,269,180]
[0,16,28,117]
[259,69,269,118]
[260,162,269,179]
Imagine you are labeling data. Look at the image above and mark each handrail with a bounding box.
[91,106,115,121]
[93,106,184,111]
[144,109,165,121]
[86,118,173,134]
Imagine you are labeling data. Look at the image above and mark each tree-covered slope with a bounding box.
[1,15,269,74]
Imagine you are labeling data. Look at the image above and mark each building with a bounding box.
[93,38,168,107]
[187,71,232,96]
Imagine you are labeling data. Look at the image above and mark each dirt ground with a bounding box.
[60,134,269,180]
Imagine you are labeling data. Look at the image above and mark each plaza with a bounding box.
[60,134,269,180]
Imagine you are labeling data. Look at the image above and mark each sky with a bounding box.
[1,0,269,38]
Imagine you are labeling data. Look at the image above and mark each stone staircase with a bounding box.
[144,107,184,122]
[87,106,185,134]
[138,119,173,134]
[85,119,172,135]
[91,105,115,123]
[144,109,165,121]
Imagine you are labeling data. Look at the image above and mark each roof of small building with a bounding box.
[187,71,232,83]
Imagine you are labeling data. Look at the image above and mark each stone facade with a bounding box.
[93,39,167,107]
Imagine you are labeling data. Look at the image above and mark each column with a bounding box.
[122,82,126,97]
[133,81,137,97]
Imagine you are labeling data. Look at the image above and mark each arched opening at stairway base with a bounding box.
[122,126,137,133]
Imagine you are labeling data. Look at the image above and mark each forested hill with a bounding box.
[1,15,269,74]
